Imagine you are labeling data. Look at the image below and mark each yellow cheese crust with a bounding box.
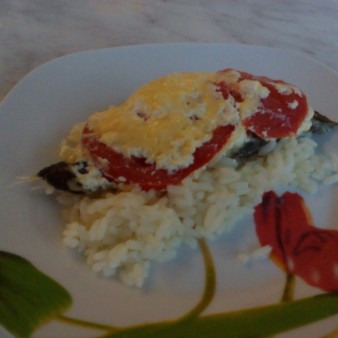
[82,69,311,172]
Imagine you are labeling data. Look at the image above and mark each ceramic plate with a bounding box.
[1,44,338,338]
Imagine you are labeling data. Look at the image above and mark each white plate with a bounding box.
[1,43,338,338]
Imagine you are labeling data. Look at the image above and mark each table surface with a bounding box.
[1,0,338,102]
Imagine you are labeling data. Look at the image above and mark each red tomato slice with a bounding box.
[217,70,309,139]
[82,124,234,190]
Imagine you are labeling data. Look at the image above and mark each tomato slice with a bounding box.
[82,124,234,190]
[217,70,309,139]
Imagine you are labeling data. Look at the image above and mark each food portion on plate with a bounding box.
[37,68,338,287]
[39,68,316,193]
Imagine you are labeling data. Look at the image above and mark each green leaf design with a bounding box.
[0,250,72,338]
[101,293,338,338]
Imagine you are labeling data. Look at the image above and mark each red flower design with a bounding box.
[254,191,338,292]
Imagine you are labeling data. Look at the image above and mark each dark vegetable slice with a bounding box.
[37,161,84,194]
[309,110,338,134]
[229,133,268,160]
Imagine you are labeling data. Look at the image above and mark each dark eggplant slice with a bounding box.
[37,160,114,194]
[230,133,269,160]
[37,161,86,194]
[309,110,338,134]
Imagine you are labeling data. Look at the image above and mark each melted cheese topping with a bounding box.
[88,72,242,171]
[82,70,312,172]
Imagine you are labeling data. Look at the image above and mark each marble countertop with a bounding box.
[1,0,338,102]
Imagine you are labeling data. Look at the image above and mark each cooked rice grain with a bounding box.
[60,136,337,287]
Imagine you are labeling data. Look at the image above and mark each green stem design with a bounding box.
[98,293,338,338]
[179,238,216,321]
[54,238,216,336]
[281,273,296,302]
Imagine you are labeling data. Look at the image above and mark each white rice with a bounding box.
[57,136,337,287]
